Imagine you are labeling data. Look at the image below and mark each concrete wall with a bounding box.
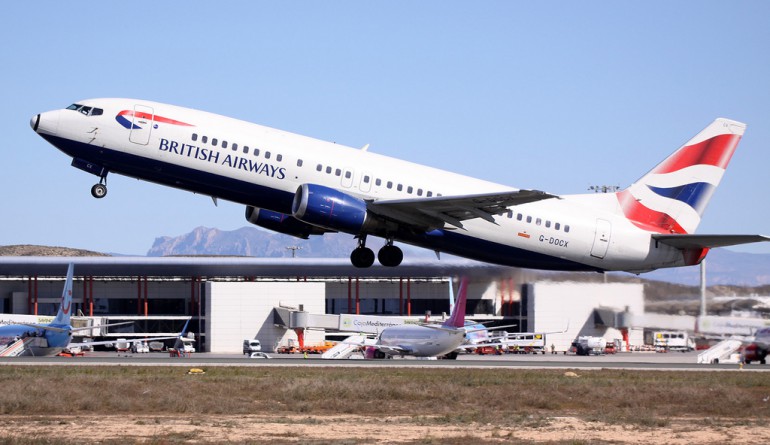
[530,282,644,351]
[206,281,326,353]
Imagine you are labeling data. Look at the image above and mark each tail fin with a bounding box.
[51,263,74,326]
[616,118,745,234]
[443,277,468,328]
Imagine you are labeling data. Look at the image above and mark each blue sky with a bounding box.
[1,2,769,255]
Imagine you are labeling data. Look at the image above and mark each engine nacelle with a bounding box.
[245,206,329,239]
[292,184,371,234]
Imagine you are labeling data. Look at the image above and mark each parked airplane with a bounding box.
[31,100,769,271]
[0,263,186,357]
[353,277,473,359]
[0,264,78,356]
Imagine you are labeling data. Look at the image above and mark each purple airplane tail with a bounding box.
[443,277,468,328]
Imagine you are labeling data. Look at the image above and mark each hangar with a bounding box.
[0,256,644,353]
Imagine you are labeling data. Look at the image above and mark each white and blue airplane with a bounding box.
[0,263,187,357]
[31,100,768,271]
[0,264,77,356]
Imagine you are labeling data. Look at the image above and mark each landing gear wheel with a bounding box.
[378,244,403,267]
[91,183,107,199]
[350,247,375,268]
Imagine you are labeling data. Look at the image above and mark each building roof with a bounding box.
[0,256,515,278]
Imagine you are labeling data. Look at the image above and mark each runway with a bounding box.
[2,350,766,371]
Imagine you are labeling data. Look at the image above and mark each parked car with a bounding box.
[249,352,271,359]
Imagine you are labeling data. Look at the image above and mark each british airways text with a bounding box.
[159,138,286,179]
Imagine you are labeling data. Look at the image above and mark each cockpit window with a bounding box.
[66,103,103,116]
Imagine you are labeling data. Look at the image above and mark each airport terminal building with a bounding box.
[0,257,644,353]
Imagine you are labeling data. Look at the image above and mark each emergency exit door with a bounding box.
[590,219,612,259]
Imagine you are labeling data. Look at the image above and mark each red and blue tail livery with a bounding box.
[30,99,769,274]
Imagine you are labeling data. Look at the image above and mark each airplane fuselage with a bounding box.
[31,99,750,272]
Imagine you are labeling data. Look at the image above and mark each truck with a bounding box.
[243,339,262,355]
[653,331,694,352]
[573,336,607,356]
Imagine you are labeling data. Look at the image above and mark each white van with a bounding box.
[243,339,262,354]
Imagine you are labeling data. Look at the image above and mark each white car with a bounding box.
[249,352,271,359]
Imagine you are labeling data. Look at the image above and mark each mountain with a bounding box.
[146,226,438,259]
[147,226,770,286]
[640,249,770,286]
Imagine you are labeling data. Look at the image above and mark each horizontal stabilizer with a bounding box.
[652,234,770,249]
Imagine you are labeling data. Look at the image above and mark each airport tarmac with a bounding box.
[2,350,767,371]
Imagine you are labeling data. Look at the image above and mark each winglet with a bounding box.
[443,277,468,328]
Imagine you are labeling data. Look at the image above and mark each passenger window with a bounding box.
[212,138,218,147]
[231,143,238,151]
[222,141,228,149]
[202,136,208,144]
[387,181,393,189]
[243,145,249,154]
[555,222,561,231]
[254,148,260,156]
[375,179,382,186]
[545,221,551,228]
[326,166,332,174]
[316,164,322,172]
[335,168,341,176]
[417,188,422,196]
[526,216,532,223]
[517,214,523,221]
[277,154,283,162]
[364,175,370,183]
[297,159,303,167]
[192,133,198,142]
[397,184,403,191]
[536,218,542,226]
[265,151,271,159]
[565,225,570,233]
[507,211,513,218]
[345,171,352,179]
[407,186,413,194]
[427,191,433,197]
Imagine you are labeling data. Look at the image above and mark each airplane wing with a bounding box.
[652,234,770,249]
[367,189,558,230]
[69,335,182,348]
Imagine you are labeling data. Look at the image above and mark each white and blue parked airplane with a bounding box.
[31,100,768,271]
[0,263,188,357]
[0,264,78,356]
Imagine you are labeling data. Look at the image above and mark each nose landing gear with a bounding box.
[90,175,108,199]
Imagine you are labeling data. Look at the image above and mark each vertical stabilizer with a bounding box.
[616,118,745,234]
[51,263,74,327]
[443,277,468,328]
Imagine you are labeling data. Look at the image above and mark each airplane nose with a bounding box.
[30,114,40,132]
[31,110,60,136]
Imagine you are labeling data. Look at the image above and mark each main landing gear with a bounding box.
[90,175,108,199]
[350,235,403,268]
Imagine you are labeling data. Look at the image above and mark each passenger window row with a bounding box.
[506,210,570,233]
[313,163,440,198]
[191,133,282,162]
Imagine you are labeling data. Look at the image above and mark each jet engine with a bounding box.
[245,206,329,239]
[292,184,377,234]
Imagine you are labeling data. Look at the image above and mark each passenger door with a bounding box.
[129,104,155,145]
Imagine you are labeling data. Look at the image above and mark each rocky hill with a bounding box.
[0,245,109,257]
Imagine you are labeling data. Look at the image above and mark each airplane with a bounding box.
[351,277,473,359]
[30,99,769,271]
[0,263,187,357]
[741,327,770,365]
